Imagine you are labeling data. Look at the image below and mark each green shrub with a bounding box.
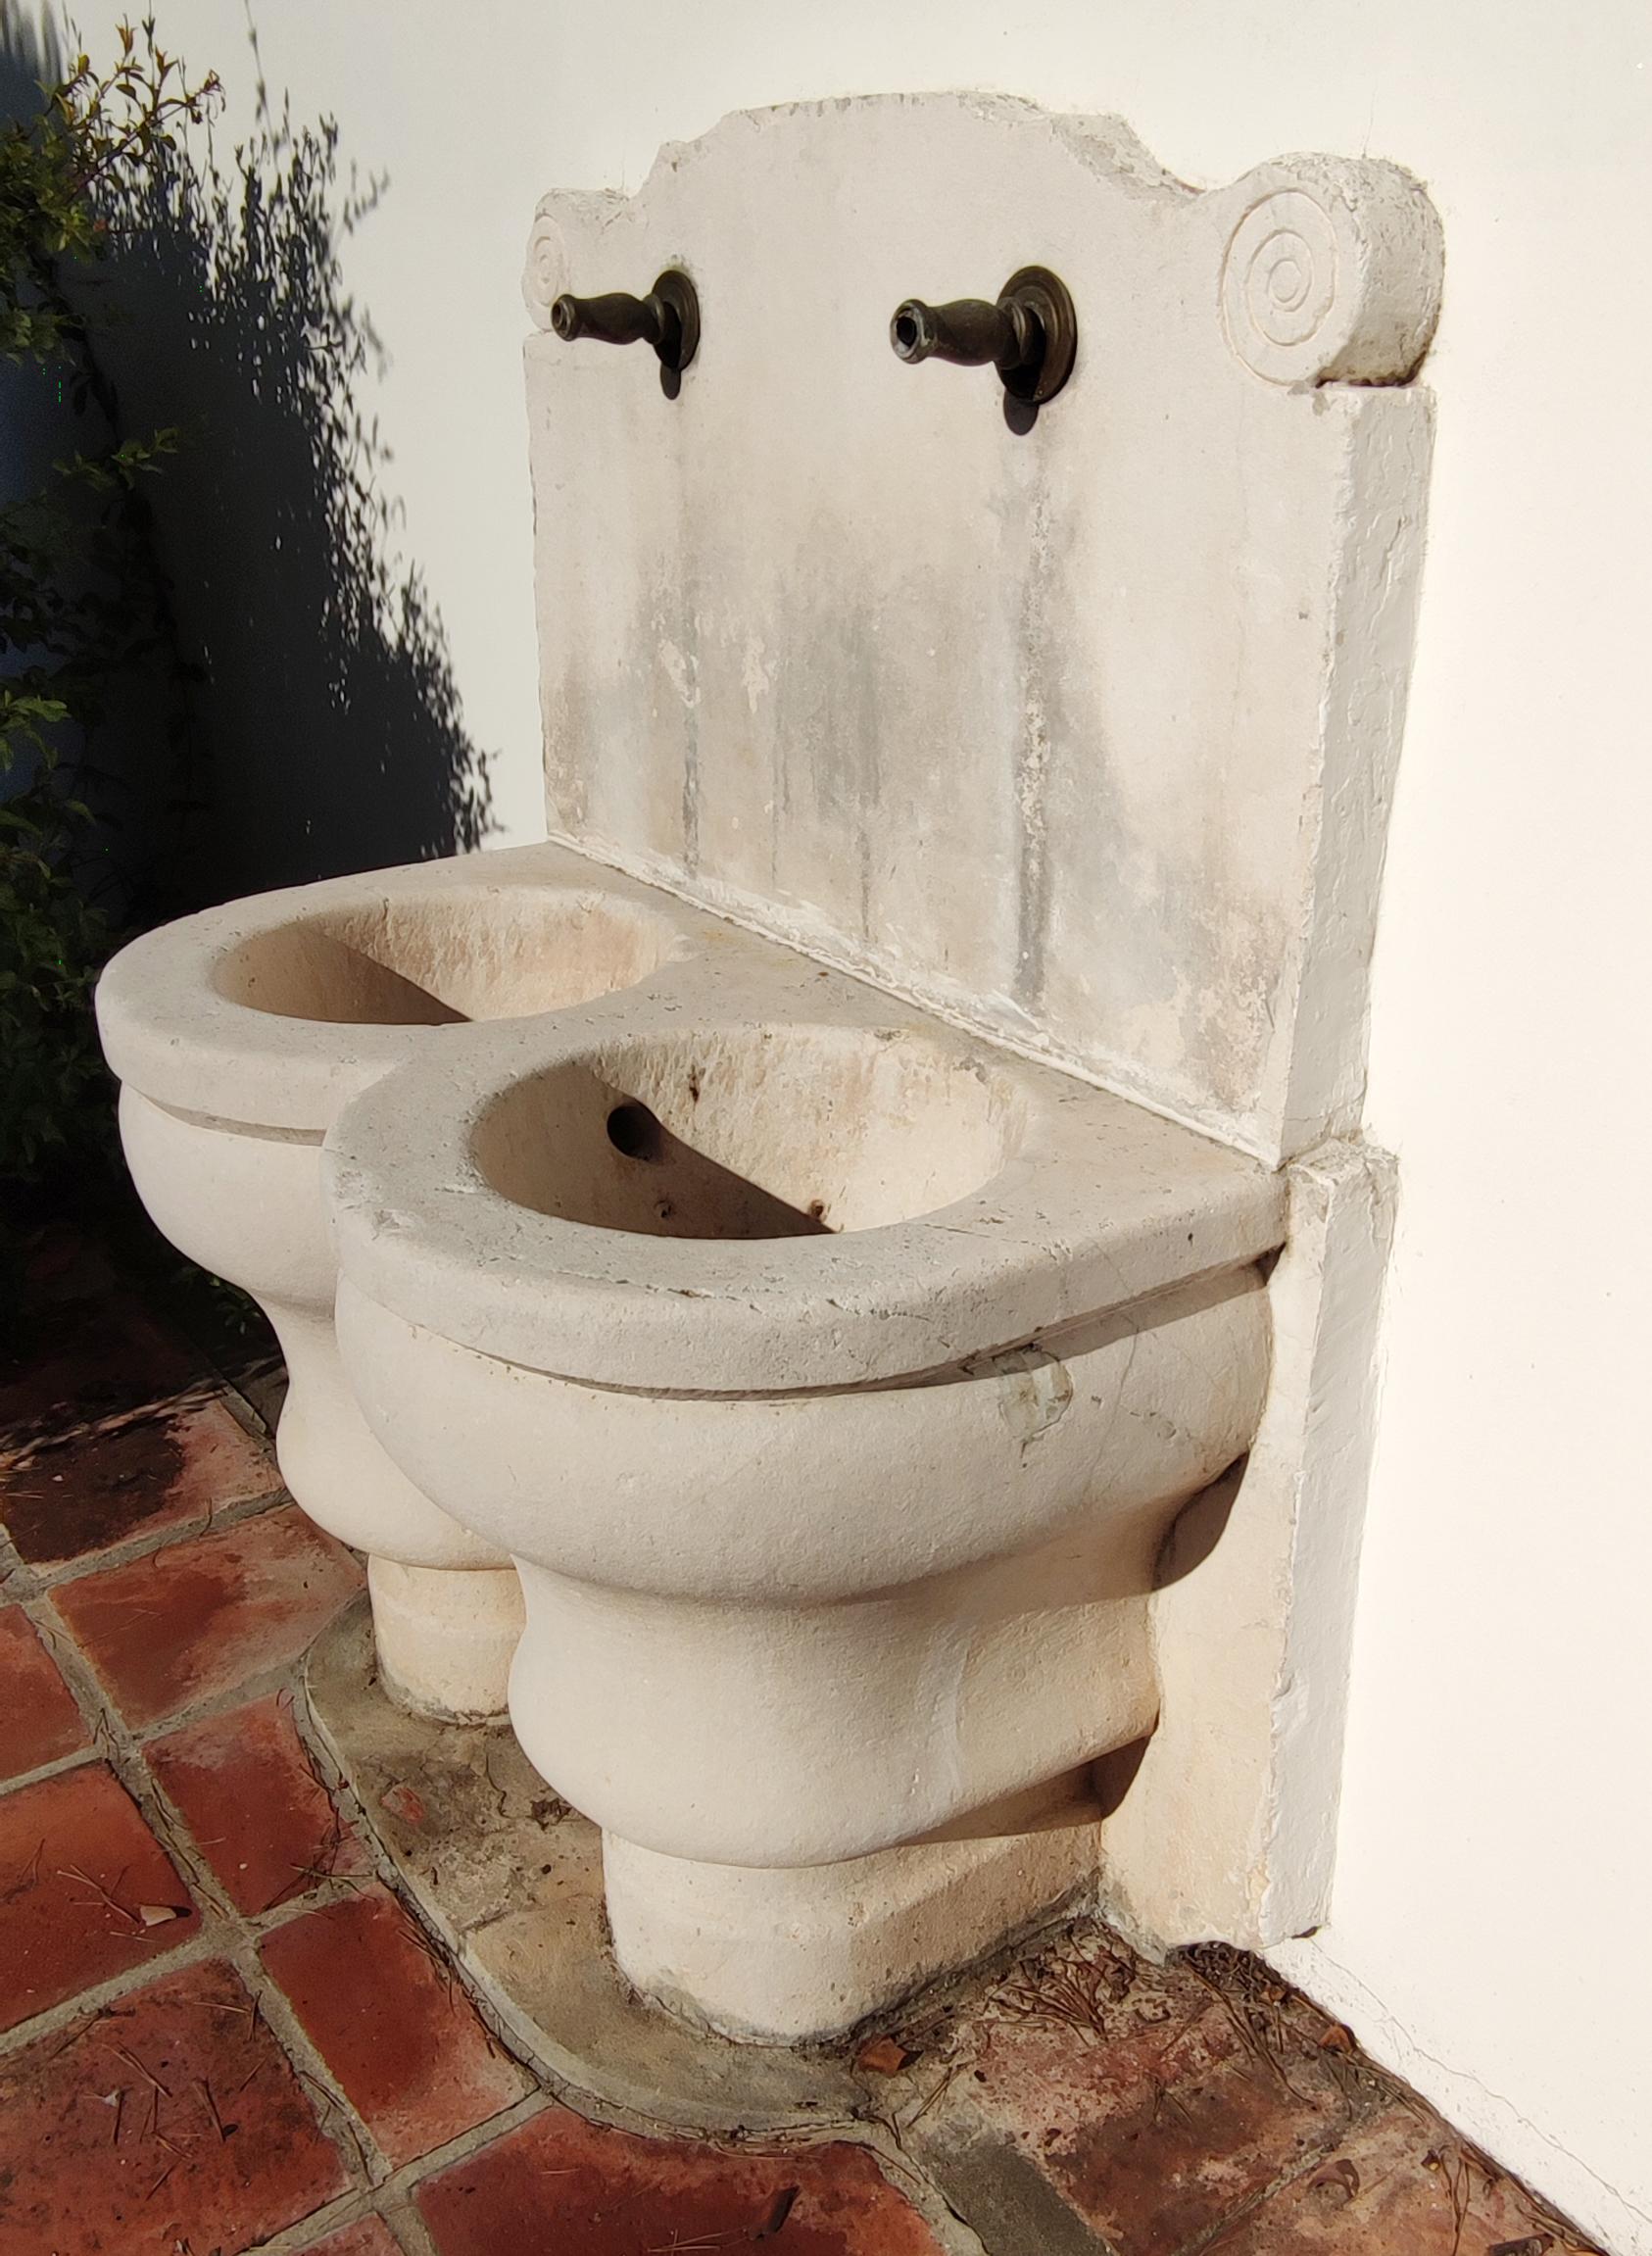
[1,22,217,1189]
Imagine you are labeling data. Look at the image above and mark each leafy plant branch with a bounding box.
[2,19,219,1195]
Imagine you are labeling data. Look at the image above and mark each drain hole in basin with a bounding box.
[473,1027,1025,1242]
[598,1095,829,1238]
[607,1102,664,1162]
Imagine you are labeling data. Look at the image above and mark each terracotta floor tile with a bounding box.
[0,1955,349,2255]
[147,1692,366,1915]
[296,2218,404,2255]
[0,1606,88,1779]
[1,1395,280,1567]
[907,1928,1364,2256]
[55,1503,363,1728]
[259,1884,532,2166]
[0,1295,203,1457]
[1204,2100,1579,2254]
[418,2109,947,2255]
[0,1762,199,2033]
[1046,2013,1355,2253]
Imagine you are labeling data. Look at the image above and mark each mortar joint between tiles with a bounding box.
[24,1476,290,1594]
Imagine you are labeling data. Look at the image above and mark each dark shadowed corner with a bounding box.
[2,5,183,936]
[60,10,496,907]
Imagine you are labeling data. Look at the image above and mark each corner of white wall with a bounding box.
[1270,1931,1649,2256]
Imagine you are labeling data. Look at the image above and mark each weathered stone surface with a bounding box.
[323,905,1283,1397]
[524,94,1439,1167]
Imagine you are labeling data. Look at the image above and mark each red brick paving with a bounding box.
[0,1956,348,2256]
[0,1763,198,2033]
[899,1929,1590,2256]
[417,2109,947,2255]
[259,1884,533,2166]
[55,1502,363,1727]
[0,1607,88,1780]
[965,1966,1358,2254]
[907,1934,1358,2255]
[0,1395,279,1566]
[146,1692,367,1915]
[1048,2011,1353,2253]
[1203,2099,1574,2253]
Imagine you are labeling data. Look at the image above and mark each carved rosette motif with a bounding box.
[1223,192,1340,376]
[522,209,569,329]
[1220,162,1443,386]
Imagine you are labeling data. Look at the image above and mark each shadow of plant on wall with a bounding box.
[3,10,223,1234]
[77,21,495,902]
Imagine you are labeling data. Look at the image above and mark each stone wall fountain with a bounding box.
[97,92,1441,2108]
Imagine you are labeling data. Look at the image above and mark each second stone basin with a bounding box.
[210,882,684,1031]
[92,844,708,1719]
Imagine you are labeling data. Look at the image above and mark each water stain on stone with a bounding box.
[983,1346,1074,1453]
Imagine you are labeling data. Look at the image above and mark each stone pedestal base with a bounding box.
[367,1557,523,1722]
[603,1798,1106,2046]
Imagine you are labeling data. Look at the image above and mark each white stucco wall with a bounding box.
[28,3,1652,2247]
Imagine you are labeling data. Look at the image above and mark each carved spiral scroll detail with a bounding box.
[1218,161,1444,386]
[523,211,569,329]
[1222,190,1344,382]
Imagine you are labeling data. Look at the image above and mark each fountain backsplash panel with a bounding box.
[523,94,1441,1166]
